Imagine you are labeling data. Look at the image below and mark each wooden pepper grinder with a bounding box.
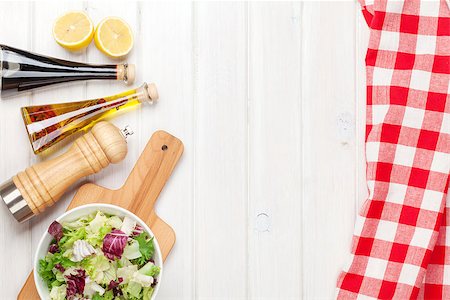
[0,121,132,222]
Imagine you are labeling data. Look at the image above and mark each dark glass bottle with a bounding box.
[0,44,135,97]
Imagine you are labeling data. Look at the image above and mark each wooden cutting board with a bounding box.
[18,130,183,299]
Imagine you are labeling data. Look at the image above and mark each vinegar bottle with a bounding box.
[0,44,135,97]
[21,82,158,154]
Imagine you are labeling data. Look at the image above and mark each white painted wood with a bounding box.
[0,3,33,298]
[193,2,248,299]
[301,2,358,299]
[0,2,371,299]
[248,2,302,299]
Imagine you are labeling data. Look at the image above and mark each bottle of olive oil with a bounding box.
[21,82,158,154]
[0,44,135,97]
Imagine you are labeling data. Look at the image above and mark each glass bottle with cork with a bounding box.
[21,82,158,154]
[0,44,135,97]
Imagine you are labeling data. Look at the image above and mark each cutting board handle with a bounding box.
[126,130,184,220]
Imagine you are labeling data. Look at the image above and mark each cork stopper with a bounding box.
[126,64,135,84]
[147,83,159,102]
[117,64,135,84]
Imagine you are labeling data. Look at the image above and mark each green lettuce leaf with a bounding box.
[118,256,132,268]
[81,253,112,283]
[87,212,108,233]
[132,232,155,267]
[101,262,118,285]
[38,258,56,288]
[86,224,112,247]
[139,262,160,277]
[124,239,142,260]
[63,213,95,230]
[117,265,138,284]
[39,252,76,289]
[92,290,114,300]
[124,280,142,298]
[49,284,66,300]
[92,293,102,300]
[59,227,86,251]
[143,286,155,300]
[131,273,154,287]
[107,215,123,229]
[54,270,65,283]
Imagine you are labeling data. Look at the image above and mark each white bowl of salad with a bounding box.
[34,203,162,300]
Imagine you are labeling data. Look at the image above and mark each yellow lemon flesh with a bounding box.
[53,11,94,51]
[94,17,134,58]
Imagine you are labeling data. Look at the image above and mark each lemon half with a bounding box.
[53,11,94,51]
[94,17,134,58]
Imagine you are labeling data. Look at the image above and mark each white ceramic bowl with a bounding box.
[34,203,163,300]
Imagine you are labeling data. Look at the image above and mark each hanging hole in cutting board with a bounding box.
[162,145,168,151]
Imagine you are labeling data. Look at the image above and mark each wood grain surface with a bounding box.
[18,130,183,299]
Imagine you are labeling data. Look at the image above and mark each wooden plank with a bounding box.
[194,2,248,298]
[139,2,194,299]
[0,2,33,298]
[248,2,302,299]
[300,2,358,298]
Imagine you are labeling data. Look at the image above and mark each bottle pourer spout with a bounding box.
[121,125,134,140]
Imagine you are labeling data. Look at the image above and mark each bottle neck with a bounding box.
[116,64,131,82]
[136,83,158,105]
[47,63,128,81]
[46,64,119,80]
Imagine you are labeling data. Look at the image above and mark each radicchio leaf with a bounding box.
[48,221,63,242]
[65,269,86,298]
[102,229,128,260]
[132,224,144,236]
[108,279,123,296]
[54,263,65,273]
[108,280,119,290]
[48,243,59,254]
[151,278,158,288]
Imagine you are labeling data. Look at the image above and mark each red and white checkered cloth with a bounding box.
[337,0,450,299]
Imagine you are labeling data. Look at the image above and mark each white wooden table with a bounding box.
[0,1,370,299]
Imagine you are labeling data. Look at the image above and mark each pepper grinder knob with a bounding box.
[0,121,129,222]
[121,125,134,139]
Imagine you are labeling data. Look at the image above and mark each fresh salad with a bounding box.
[38,211,160,300]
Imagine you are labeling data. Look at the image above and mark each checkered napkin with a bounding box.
[336,0,450,299]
